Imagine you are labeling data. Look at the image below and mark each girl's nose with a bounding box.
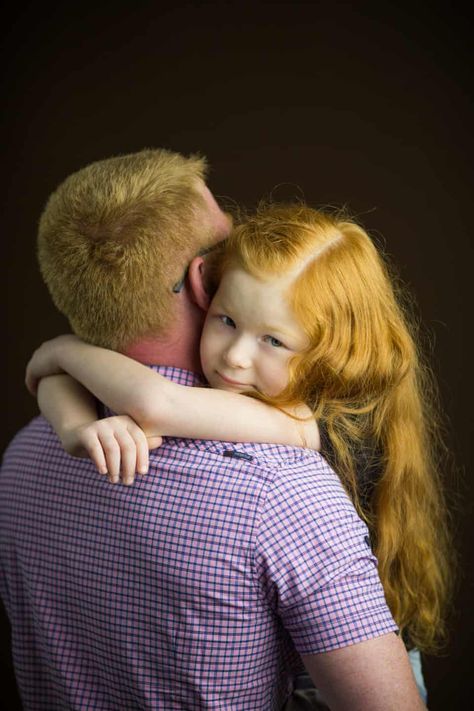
[223,338,252,369]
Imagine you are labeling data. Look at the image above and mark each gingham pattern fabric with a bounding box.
[0,366,397,710]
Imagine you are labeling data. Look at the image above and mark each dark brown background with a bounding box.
[1,2,472,708]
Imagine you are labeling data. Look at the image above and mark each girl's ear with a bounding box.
[187,256,211,311]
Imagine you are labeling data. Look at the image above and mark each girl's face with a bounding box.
[200,267,309,397]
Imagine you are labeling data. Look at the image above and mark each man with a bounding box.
[0,149,425,709]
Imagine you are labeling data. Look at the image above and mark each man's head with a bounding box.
[38,149,231,351]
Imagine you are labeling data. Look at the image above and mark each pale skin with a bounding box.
[26,268,320,485]
[25,256,427,707]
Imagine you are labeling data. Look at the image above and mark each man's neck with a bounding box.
[121,302,205,375]
[122,337,202,374]
[120,278,208,374]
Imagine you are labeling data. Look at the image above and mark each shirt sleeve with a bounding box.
[252,453,398,654]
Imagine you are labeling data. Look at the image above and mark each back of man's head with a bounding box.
[38,148,212,350]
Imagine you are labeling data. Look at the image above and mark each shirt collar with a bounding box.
[148,364,206,388]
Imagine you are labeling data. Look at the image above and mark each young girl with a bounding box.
[26,202,453,697]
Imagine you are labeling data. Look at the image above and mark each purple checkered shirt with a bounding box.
[0,366,397,710]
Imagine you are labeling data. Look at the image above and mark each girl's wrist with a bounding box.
[59,421,91,457]
[56,334,83,372]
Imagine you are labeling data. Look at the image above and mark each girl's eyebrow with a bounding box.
[260,324,297,340]
[212,297,233,315]
[261,323,309,349]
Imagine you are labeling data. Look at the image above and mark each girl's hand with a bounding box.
[64,415,163,486]
[25,335,81,396]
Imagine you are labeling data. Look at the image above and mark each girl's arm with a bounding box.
[37,374,99,456]
[26,334,320,450]
[35,373,155,484]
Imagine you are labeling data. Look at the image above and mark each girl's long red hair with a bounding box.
[217,203,454,652]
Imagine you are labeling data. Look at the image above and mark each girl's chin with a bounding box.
[213,376,253,395]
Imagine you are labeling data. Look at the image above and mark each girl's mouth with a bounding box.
[216,371,248,387]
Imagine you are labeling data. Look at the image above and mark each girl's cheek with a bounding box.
[261,358,291,395]
[199,325,213,367]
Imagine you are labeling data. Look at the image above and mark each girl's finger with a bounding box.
[115,430,138,486]
[147,434,163,450]
[98,432,121,484]
[131,426,149,476]
[81,433,108,475]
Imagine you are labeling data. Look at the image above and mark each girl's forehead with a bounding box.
[215,267,308,344]
[218,266,296,299]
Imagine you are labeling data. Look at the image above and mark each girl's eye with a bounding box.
[219,315,236,328]
[264,335,284,348]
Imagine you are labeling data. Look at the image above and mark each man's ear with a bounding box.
[187,256,211,311]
